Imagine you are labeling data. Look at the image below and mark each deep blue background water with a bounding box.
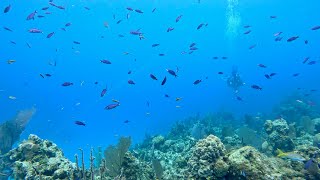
[1,0,319,161]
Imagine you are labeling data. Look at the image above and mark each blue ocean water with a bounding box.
[0,0,319,161]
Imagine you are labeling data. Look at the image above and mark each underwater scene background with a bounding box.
[1,0,320,179]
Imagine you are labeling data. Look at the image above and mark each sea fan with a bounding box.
[0,108,36,155]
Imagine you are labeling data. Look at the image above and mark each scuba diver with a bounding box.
[227,66,244,93]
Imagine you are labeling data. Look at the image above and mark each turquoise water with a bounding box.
[1,0,319,161]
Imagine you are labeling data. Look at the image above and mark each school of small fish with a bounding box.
[1,1,319,126]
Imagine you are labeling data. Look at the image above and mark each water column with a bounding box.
[226,0,241,41]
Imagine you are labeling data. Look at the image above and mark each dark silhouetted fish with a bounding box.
[26,11,37,20]
[29,28,42,33]
[128,80,135,85]
[275,37,283,41]
[65,22,72,27]
[166,69,177,77]
[193,79,202,85]
[269,73,277,77]
[105,103,120,110]
[190,43,196,47]
[287,36,299,42]
[190,47,198,51]
[130,29,142,35]
[303,57,310,64]
[4,5,11,13]
[127,7,133,11]
[258,64,267,68]
[42,7,49,10]
[236,96,243,101]
[46,32,54,38]
[167,27,174,32]
[197,23,204,30]
[26,42,32,48]
[124,120,130,123]
[73,41,80,44]
[150,74,158,80]
[292,73,300,77]
[84,7,90,10]
[264,74,271,79]
[117,20,122,24]
[3,26,13,32]
[100,60,111,64]
[75,121,86,126]
[251,85,262,90]
[176,15,182,22]
[161,76,167,85]
[62,82,73,86]
[307,61,317,65]
[244,30,251,34]
[152,8,156,13]
[101,87,107,97]
[135,9,143,13]
[152,44,160,47]
[270,15,277,19]
[311,26,320,31]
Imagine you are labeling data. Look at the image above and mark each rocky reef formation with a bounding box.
[263,118,295,154]
[1,132,318,180]
[228,146,304,179]
[4,134,78,180]
[2,95,320,179]
[187,135,229,179]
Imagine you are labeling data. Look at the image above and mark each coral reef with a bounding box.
[4,134,78,180]
[122,152,154,180]
[227,146,304,179]
[263,118,295,153]
[187,135,229,179]
[2,95,320,179]
[272,94,319,123]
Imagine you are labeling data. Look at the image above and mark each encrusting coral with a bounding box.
[227,146,305,180]
[187,135,229,179]
[263,118,295,154]
[4,134,78,180]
